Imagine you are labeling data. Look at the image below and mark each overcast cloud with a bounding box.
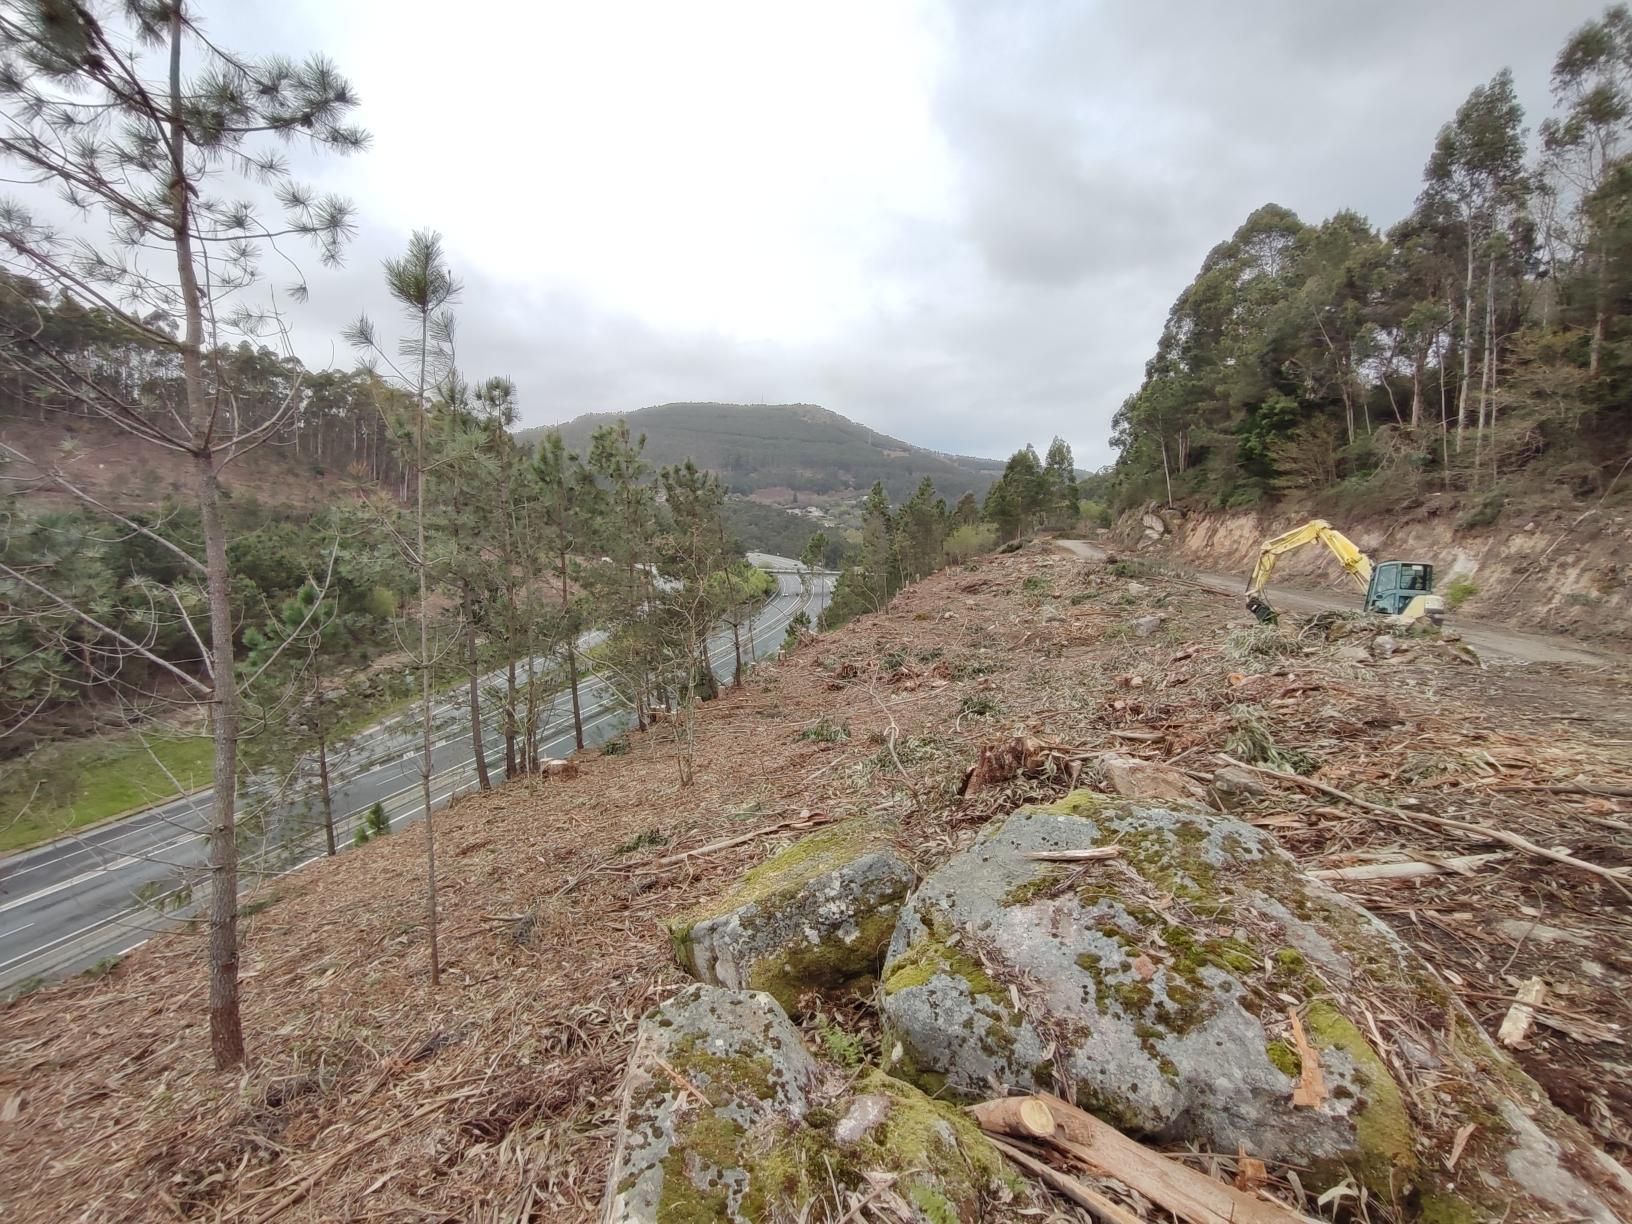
[217,0,1605,468]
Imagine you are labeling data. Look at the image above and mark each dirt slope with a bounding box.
[1057,537,1609,665]
[1130,500,1632,644]
[1,544,1628,1221]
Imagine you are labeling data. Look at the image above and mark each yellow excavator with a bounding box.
[1246,520,1446,627]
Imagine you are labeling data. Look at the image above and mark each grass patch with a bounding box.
[0,731,214,855]
[1442,575,1477,610]
[798,718,850,744]
[959,694,1000,718]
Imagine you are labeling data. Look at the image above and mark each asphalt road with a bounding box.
[1054,538,1608,666]
[0,556,831,993]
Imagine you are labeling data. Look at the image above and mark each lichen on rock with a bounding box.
[669,817,912,1013]
[601,984,815,1224]
[601,984,1019,1223]
[878,791,1632,1219]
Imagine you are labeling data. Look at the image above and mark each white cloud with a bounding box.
[210,0,1610,471]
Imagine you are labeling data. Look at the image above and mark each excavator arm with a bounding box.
[1245,520,1372,623]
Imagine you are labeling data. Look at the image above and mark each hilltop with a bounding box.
[517,402,1000,507]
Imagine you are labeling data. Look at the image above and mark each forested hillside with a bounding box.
[1111,8,1632,517]
[521,402,998,505]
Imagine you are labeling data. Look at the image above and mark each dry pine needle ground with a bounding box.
[1,542,1629,1222]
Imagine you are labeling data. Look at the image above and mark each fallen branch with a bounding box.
[1216,754,1632,900]
[648,811,835,868]
[1310,852,1506,882]
[984,1134,1145,1224]
[1023,846,1121,864]
[971,1094,1308,1224]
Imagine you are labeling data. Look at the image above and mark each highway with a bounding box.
[0,555,831,993]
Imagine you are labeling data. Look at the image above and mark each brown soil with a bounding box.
[1,543,1628,1221]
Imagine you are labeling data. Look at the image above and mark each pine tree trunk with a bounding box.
[197,452,244,1068]
[504,658,518,779]
[561,556,584,749]
[465,591,490,792]
[524,651,539,772]
[414,321,439,988]
[167,9,244,1070]
[314,670,335,856]
[731,617,744,687]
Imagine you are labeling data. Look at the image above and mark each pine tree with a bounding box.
[0,0,365,1066]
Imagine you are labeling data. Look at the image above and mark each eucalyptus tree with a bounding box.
[346,230,459,988]
[1420,70,1528,448]
[0,0,365,1067]
[1540,4,1632,373]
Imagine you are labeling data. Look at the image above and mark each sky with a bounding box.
[214,0,1608,468]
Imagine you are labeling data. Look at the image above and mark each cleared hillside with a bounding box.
[517,402,998,505]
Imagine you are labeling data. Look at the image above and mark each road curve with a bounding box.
[0,558,831,992]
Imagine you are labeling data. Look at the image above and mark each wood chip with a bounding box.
[1497,978,1547,1048]
[1234,1153,1269,1193]
[1446,1122,1476,1171]
[1287,1010,1327,1109]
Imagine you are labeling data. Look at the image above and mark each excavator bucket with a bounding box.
[1246,593,1277,624]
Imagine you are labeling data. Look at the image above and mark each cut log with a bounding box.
[970,1094,1306,1224]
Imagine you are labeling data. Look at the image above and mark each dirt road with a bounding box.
[1053,538,1610,666]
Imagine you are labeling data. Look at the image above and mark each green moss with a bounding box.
[907,1184,958,1224]
[883,936,1002,1002]
[664,1034,778,1106]
[674,817,884,932]
[1002,869,1064,906]
[1304,1001,1417,1196]
[1265,1040,1302,1078]
[1032,789,1117,818]
[656,1114,748,1223]
[745,902,899,1013]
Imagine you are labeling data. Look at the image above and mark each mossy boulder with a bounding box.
[879,793,1632,1220]
[601,984,816,1223]
[669,818,912,1014]
[601,984,1019,1223]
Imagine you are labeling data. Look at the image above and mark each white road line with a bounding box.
[3,569,826,986]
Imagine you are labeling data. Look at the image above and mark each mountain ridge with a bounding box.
[515,402,1000,506]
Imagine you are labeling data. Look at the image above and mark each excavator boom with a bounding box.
[1244,519,1444,627]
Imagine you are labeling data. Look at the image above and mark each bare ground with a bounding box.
[1,543,1628,1222]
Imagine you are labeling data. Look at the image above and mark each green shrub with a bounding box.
[798,717,850,744]
[944,523,999,564]
[1457,493,1505,530]
[364,801,390,837]
[818,1020,865,1068]
[1442,575,1478,610]
[614,827,667,855]
[959,693,999,718]
[1078,500,1113,529]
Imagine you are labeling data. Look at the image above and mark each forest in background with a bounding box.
[1111,6,1632,519]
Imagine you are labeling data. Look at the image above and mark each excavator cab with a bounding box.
[1365,562,1434,617]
